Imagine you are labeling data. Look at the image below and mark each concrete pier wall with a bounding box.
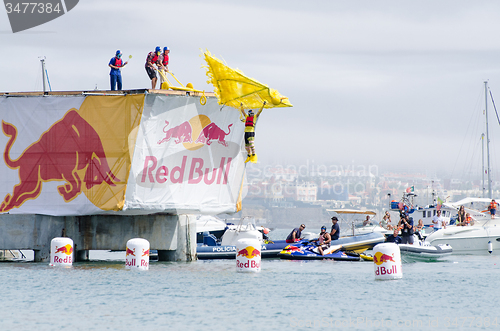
[0,213,196,262]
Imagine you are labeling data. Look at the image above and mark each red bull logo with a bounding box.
[237,246,260,259]
[0,109,120,212]
[126,247,136,257]
[373,251,395,265]
[142,249,149,257]
[54,244,73,255]
[157,115,232,150]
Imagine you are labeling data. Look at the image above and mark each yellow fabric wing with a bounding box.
[203,51,292,109]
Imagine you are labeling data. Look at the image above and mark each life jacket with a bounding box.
[466,216,471,225]
[147,52,159,66]
[114,57,122,67]
[162,54,169,66]
[245,115,255,127]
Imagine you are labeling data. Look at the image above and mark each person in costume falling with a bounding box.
[239,102,265,163]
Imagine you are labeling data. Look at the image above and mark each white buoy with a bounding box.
[373,243,402,280]
[50,237,73,267]
[126,238,150,270]
[236,238,261,272]
[488,241,493,254]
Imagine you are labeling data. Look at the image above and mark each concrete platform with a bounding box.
[0,213,196,262]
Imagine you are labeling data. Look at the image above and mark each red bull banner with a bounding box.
[0,94,143,215]
[125,95,246,215]
[0,93,245,216]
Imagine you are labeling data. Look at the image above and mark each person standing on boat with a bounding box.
[330,216,340,240]
[386,228,402,244]
[489,199,497,219]
[432,210,444,231]
[313,226,331,256]
[381,211,393,230]
[457,205,466,226]
[145,46,162,89]
[414,219,424,240]
[239,102,265,163]
[399,215,414,244]
[286,224,305,243]
[109,50,128,91]
[158,46,170,88]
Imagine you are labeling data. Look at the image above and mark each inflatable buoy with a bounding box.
[488,241,493,254]
[373,243,402,280]
[126,238,150,270]
[236,238,261,272]
[50,237,73,267]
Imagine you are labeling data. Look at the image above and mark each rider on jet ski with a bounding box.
[313,226,332,256]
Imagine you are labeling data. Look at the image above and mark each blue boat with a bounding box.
[197,234,293,260]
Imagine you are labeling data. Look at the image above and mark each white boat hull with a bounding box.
[425,225,500,254]
[399,243,453,261]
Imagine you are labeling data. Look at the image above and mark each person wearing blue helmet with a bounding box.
[145,46,162,89]
[158,46,170,88]
[109,50,128,91]
[312,226,331,256]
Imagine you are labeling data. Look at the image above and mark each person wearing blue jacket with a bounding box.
[109,50,128,90]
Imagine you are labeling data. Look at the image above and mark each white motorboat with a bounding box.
[425,219,500,254]
[195,215,229,243]
[399,241,452,261]
[389,192,454,228]
[444,197,495,222]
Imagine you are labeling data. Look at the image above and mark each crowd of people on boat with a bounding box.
[283,198,497,251]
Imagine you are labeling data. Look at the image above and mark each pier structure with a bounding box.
[0,213,195,262]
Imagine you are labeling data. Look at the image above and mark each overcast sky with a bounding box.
[2,0,500,179]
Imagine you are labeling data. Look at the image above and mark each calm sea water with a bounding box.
[1,231,500,331]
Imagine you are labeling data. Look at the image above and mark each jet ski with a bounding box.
[278,243,360,261]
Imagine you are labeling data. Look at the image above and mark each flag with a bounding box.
[203,50,292,109]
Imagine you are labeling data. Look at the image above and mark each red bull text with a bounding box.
[141,156,232,185]
[53,255,72,264]
[236,259,261,269]
[125,258,149,268]
[375,264,399,276]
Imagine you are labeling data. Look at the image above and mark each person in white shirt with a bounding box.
[432,210,446,231]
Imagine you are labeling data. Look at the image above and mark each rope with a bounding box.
[489,90,500,125]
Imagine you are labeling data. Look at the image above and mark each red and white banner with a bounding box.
[0,93,245,216]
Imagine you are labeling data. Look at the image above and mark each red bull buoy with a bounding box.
[373,243,402,280]
[236,238,261,273]
[126,238,150,270]
[50,237,73,267]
